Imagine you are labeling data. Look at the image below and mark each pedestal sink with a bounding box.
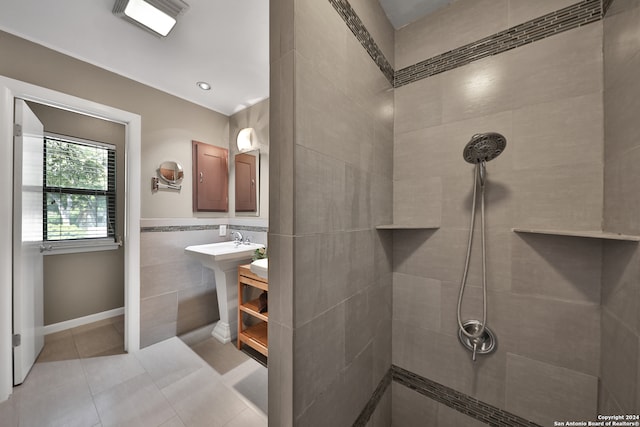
[185,241,265,343]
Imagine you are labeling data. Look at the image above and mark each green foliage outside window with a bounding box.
[44,137,115,241]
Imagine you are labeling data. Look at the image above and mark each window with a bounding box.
[43,133,116,242]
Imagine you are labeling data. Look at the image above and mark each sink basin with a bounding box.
[185,241,265,268]
[185,241,265,343]
[250,258,268,279]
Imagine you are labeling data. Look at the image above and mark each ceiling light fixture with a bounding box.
[196,81,211,91]
[113,0,189,37]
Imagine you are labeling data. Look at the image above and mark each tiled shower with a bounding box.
[269,0,640,426]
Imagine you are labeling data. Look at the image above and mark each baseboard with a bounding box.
[43,307,124,335]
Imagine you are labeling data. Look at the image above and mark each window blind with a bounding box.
[43,133,117,241]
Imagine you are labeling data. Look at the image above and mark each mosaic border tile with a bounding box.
[352,369,392,427]
[327,0,394,85]
[394,0,602,87]
[229,225,269,233]
[141,224,269,233]
[391,365,542,427]
[140,225,220,233]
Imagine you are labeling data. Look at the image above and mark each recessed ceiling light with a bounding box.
[196,81,212,91]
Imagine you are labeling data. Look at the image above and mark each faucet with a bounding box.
[232,231,243,245]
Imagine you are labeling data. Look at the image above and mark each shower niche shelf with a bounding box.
[512,228,640,242]
[376,224,440,230]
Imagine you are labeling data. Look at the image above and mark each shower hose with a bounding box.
[457,161,488,348]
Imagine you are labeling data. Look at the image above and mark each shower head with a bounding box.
[463,132,507,164]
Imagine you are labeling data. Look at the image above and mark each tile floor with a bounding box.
[0,319,268,427]
[37,316,126,363]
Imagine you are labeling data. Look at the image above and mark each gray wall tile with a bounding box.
[392,273,441,332]
[440,53,514,124]
[373,120,394,180]
[392,321,506,409]
[513,294,601,377]
[604,5,640,90]
[512,164,603,231]
[348,0,395,68]
[295,345,376,427]
[393,176,441,226]
[512,233,602,304]
[395,0,509,70]
[506,353,598,426]
[394,74,443,135]
[601,310,639,412]
[268,0,293,63]
[506,23,603,112]
[293,232,349,327]
[606,0,640,17]
[268,322,294,427]
[345,291,373,366]
[266,234,293,328]
[437,403,489,427]
[511,93,604,171]
[140,293,177,348]
[601,5,640,418]
[391,382,438,427]
[507,0,579,27]
[604,56,640,164]
[293,303,346,415]
[599,382,623,416]
[268,51,295,236]
[601,240,640,332]
[394,126,447,181]
[604,142,640,236]
[176,286,218,336]
[293,146,346,235]
[366,385,391,427]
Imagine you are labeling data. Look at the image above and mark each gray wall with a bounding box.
[269,0,394,425]
[392,1,603,425]
[600,0,640,414]
[27,103,126,325]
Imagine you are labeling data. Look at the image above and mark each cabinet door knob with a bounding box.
[199,172,203,183]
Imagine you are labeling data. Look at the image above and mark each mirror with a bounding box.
[235,150,259,215]
[158,161,184,184]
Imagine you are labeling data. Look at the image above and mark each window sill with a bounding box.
[41,238,122,255]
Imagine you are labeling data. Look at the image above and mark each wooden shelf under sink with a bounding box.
[238,322,268,357]
[240,297,268,322]
[237,264,268,357]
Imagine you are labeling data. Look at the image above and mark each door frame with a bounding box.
[0,76,141,402]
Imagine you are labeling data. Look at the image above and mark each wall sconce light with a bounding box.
[113,0,189,37]
[237,128,255,152]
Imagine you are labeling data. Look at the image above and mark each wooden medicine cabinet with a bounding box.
[235,150,258,213]
[192,140,228,212]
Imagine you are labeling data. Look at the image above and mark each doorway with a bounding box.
[0,75,142,402]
